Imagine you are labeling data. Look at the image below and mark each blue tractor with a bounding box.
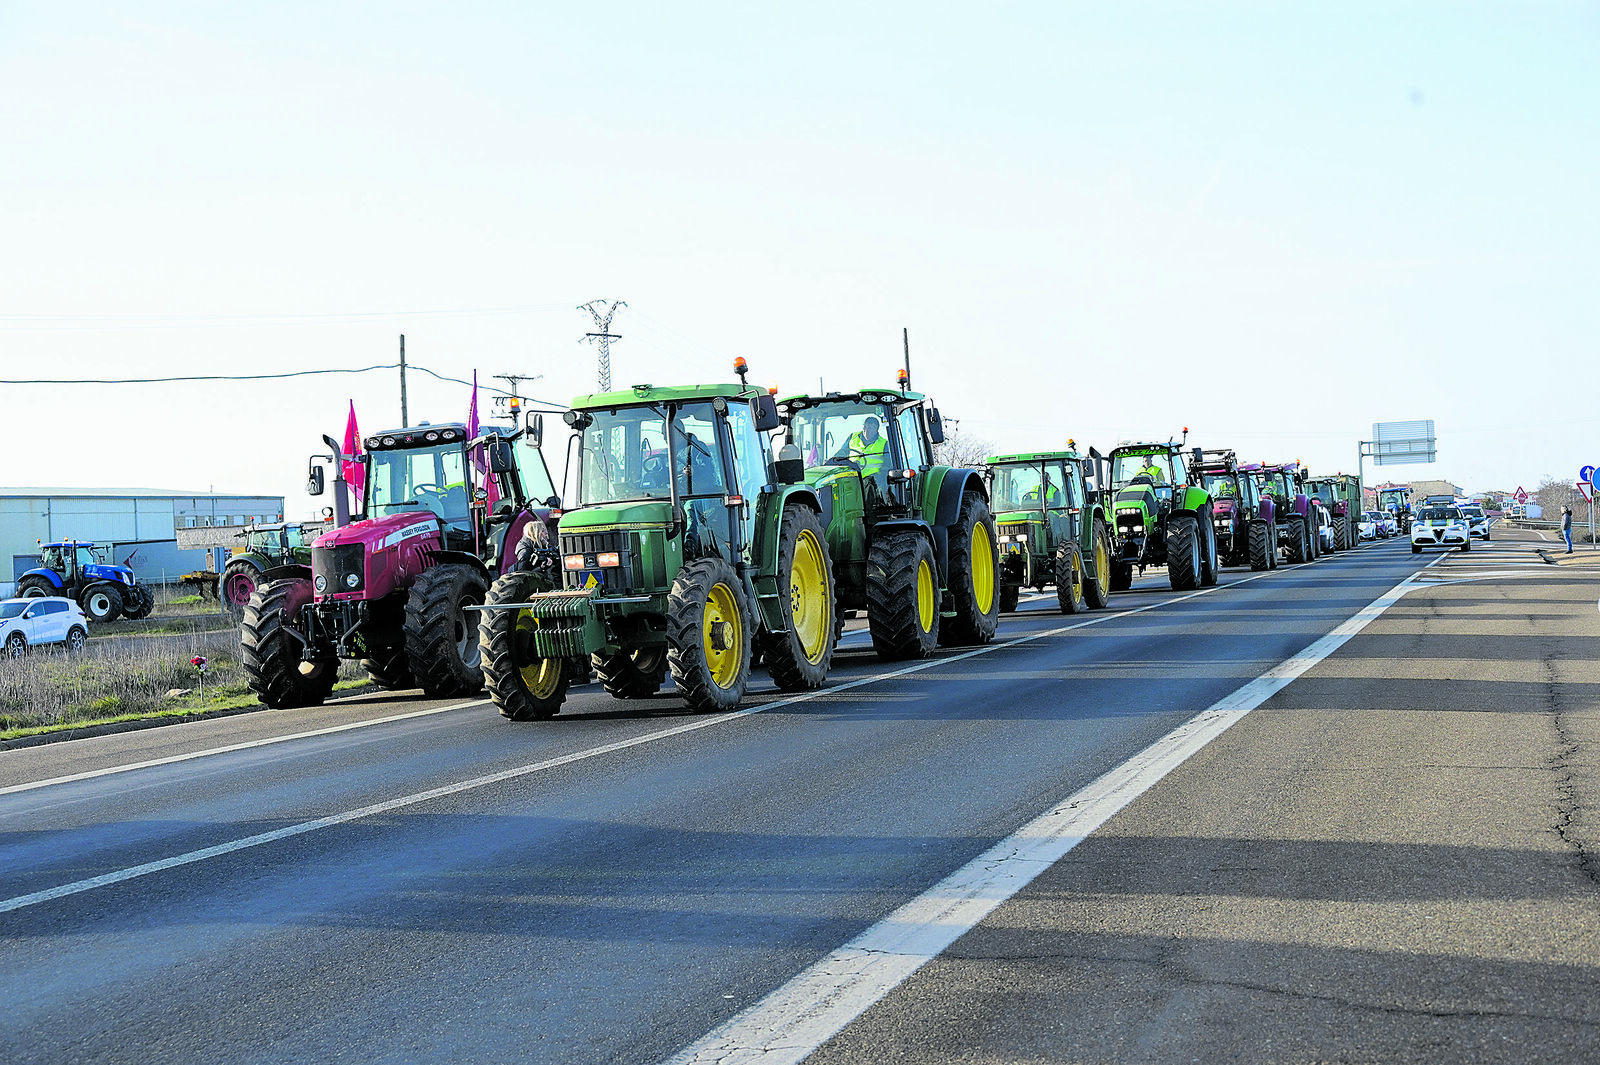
[17,541,155,622]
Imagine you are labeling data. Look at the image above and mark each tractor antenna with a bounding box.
[579,299,626,391]
[902,327,911,391]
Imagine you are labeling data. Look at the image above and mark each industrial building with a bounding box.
[0,488,284,594]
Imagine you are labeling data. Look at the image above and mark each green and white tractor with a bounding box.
[984,445,1114,614]
[478,361,840,719]
[1106,436,1218,591]
[775,373,999,660]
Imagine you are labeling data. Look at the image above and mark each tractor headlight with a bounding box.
[314,575,327,592]
[596,552,622,568]
[1014,534,1027,544]
[997,535,1011,544]
[564,554,586,571]
[344,572,361,589]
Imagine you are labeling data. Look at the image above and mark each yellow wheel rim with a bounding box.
[789,528,831,663]
[1094,531,1109,590]
[1071,550,1085,602]
[702,581,743,690]
[516,612,563,698]
[916,558,936,634]
[970,521,995,612]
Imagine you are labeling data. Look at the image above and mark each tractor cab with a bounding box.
[779,387,936,516]
[361,423,479,553]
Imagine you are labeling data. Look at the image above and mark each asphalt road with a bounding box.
[3,529,1593,1063]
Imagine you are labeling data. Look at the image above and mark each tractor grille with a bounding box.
[312,542,365,595]
[559,529,633,593]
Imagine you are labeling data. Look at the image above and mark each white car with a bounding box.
[1457,503,1491,540]
[1412,506,1471,554]
[0,596,89,656]
[1315,504,1337,553]
[1379,512,1399,538]
[1358,511,1380,540]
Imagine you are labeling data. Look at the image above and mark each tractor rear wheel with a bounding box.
[242,578,337,709]
[1055,541,1087,614]
[405,564,490,697]
[480,570,570,720]
[999,583,1020,613]
[124,584,156,620]
[1198,505,1219,587]
[80,584,124,623]
[17,578,52,599]
[221,560,262,616]
[1248,520,1273,571]
[1083,520,1113,608]
[941,491,1000,647]
[592,647,668,699]
[1285,516,1309,564]
[758,506,837,691]
[667,556,753,712]
[361,646,414,690]
[867,531,940,660]
[1167,514,1201,591]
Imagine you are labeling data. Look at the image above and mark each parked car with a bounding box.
[1458,503,1491,540]
[0,597,89,656]
[1412,506,1470,554]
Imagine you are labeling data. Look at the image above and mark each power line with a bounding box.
[579,299,626,391]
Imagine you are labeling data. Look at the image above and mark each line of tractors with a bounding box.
[235,359,1385,719]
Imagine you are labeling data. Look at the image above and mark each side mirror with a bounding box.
[775,443,805,485]
[525,412,544,448]
[927,407,945,445]
[307,464,326,496]
[488,437,516,475]
[1192,447,1204,466]
[752,394,781,433]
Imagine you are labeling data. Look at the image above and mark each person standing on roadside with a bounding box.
[1562,506,1574,552]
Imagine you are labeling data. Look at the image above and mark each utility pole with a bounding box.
[579,300,626,391]
[493,372,543,424]
[399,334,409,426]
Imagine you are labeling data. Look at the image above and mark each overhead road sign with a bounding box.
[1369,420,1437,466]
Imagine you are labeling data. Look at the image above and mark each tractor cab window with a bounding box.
[1202,472,1240,499]
[370,444,472,530]
[991,464,1045,511]
[72,546,96,569]
[786,400,897,478]
[284,526,307,552]
[1049,462,1080,510]
[1112,452,1174,491]
[38,546,64,571]
[724,404,766,560]
[895,406,928,469]
[578,401,726,506]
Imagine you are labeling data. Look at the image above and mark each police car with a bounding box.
[1411,506,1470,554]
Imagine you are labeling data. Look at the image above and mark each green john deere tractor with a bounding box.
[984,445,1113,614]
[477,361,839,719]
[221,522,323,616]
[1106,437,1218,591]
[775,374,999,659]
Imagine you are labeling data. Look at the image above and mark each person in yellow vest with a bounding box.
[839,416,887,476]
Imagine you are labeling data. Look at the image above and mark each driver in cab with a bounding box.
[837,416,887,477]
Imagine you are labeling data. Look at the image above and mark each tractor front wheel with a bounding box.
[17,578,52,599]
[480,570,570,720]
[1083,520,1113,608]
[1285,516,1309,564]
[667,557,754,712]
[1198,505,1219,587]
[80,584,124,623]
[124,584,155,620]
[759,506,837,692]
[1055,541,1088,614]
[1167,514,1202,591]
[941,491,1000,647]
[592,647,667,699]
[221,560,262,616]
[867,531,940,660]
[1248,520,1274,571]
[405,565,490,697]
[241,578,337,708]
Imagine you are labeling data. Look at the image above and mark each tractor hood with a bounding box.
[1113,483,1158,520]
[313,511,441,551]
[559,500,675,533]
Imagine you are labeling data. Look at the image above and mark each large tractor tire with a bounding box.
[241,578,337,709]
[1248,520,1274,571]
[124,584,156,620]
[1167,514,1201,591]
[1337,516,1353,551]
[1285,516,1310,564]
[867,530,940,660]
[998,582,1021,613]
[592,647,668,699]
[361,645,414,690]
[1198,505,1219,587]
[667,556,754,712]
[941,491,1000,647]
[480,570,570,721]
[1055,541,1088,614]
[221,560,263,616]
[80,584,124,623]
[758,506,838,692]
[404,564,490,697]
[1083,520,1113,609]
[16,578,54,599]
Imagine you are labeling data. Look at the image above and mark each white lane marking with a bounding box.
[0,562,1306,912]
[0,699,490,798]
[660,563,1438,1065]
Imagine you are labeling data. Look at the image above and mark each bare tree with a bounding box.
[932,421,993,470]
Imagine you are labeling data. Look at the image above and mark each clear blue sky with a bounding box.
[3,2,1596,512]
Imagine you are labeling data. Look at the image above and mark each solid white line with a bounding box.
[659,566,1433,1065]
[0,572,1268,914]
[0,699,491,798]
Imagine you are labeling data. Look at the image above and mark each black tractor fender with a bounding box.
[426,550,494,585]
[262,564,313,584]
[932,469,988,527]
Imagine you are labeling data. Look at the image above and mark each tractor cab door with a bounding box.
[1043,460,1077,546]
[72,546,96,580]
[722,402,768,565]
[888,404,927,510]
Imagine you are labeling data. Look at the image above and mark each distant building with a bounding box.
[1407,478,1463,501]
[0,488,284,592]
